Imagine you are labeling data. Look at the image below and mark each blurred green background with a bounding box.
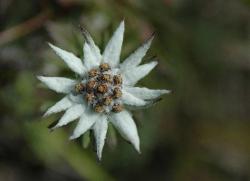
[1,0,250,180]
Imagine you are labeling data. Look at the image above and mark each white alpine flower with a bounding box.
[38,21,170,160]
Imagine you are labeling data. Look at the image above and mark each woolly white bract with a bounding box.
[38,21,170,160]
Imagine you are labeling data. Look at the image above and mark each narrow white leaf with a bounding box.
[110,110,140,153]
[121,35,154,70]
[69,109,100,140]
[121,90,147,106]
[103,21,125,67]
[49,43,87,75]
[83,42,100,70]
[93,116,108,160]
[53,104,85,129]
[37,76,75,93]
[124,87,170,100]
[123,61,158,86]
[80,26,101,63]
[44,96,73,117]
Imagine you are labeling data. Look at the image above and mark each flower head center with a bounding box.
[75,63,123,113]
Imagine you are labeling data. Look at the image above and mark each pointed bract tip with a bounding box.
[46,41,51,46]
[47,42,54,48]
[51,122,64,131]
[69,135,75,140]
[142,34,154,48]
[151,60,158,66]
[37,76,44,82]
[48,43,60,53]
[119,20,125,29]
[42,112,49,118]
[163,89,171,94]
[134,144,141,154]
[138,149,142,154]
[97,153,102,161]
[129,139,140,154]
[69,134,79,140]
[168,90,173,94]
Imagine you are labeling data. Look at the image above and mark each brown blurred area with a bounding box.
[1,0,250,180]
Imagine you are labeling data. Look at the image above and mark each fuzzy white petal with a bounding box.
[53,104,85,129]
[80,27,101,63]
[110,110,140,153]
[124,87,170,100]
[69,110,101,140]
[121,90,147,106]
[103,21,124,67]
[37,76,76,93]
[83,42,100,70]
[120,36,154,70]
[49,43,87,76]
[93,116,108,160]
[44,96,73,117]
[123,61,158,85]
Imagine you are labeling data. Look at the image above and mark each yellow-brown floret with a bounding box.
[113,87,122,99]
[102,96,112,106]
[100,74,112,83]
[113,74,122,85]
[88,69,99,77]
[94,104,104,113]
[75,83,85,93]
[85,93,95,102]
[86,80,97,91]
[97,83,108,93]
[99,63,110,72]
[112,104,123,113]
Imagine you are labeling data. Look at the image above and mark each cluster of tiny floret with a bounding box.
[74,63,123,113]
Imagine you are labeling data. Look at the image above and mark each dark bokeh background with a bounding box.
[1,0,250,180]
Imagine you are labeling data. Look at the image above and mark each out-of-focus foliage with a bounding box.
[0,0,250,180]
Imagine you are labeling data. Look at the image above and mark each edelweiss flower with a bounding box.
[38,21,170,160]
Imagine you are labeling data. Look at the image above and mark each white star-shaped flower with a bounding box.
[38,21,170,160]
